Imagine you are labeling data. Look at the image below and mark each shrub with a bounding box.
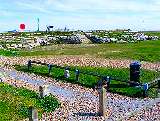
[37,94,60,112]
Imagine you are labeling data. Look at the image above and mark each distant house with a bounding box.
[8,30,17,33]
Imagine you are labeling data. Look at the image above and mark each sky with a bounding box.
[0,0,160,32]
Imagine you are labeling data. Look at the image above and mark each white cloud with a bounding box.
[41,0,160,13]
[0,9,14,16]
[15,1,52,14]
[13,0,160,17]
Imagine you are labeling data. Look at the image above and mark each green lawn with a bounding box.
[19,40,160,62]
[144,31,160,37]
[1,40,160,62]
[14,64,160,98]
[0,82,60,121]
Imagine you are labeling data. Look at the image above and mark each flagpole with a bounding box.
[37,18,39,32]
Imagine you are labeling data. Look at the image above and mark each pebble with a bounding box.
[0,56,159,120]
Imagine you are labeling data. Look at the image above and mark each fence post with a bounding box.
[103,76,111,91]
[29,106,38,121]
[142,83,149,98]
[158,80,160,89]
[39,86,44,98]
[0,78,2,82]
[39,85,50,98]
[28,60,32,71]
[99,86,107,118]
[48,64,52,75]
[64,67,70,78]
[75,69,80,81]
[44,84,50,96]
[158,80,160,97]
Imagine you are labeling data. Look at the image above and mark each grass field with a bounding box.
[15,64,160,98]
[144,31,160,37]
[1,40,160,63]
[0,82,60,121]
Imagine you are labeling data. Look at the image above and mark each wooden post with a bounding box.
[39,85,50,98]
[142,83,148,98]
[158,80,160,98]
[0,78,2,82]
[39,86,44,98]
[28,60,32,71]
[48,64,52,75]
[29,107,38,121]
[75,69,80,81]
[44,84,50,96]
[99,86,107,118]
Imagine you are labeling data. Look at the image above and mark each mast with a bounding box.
[37,18,40,32]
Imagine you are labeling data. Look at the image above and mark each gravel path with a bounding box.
[0,65,159,121]
[0,55,159,120]
[0,55,160,71]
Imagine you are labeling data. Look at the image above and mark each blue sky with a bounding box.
[0,0,160,32]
